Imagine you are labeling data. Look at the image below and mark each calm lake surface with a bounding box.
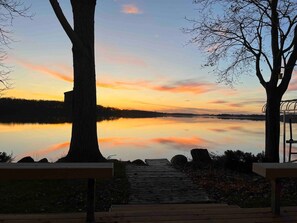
[0,117,289,162]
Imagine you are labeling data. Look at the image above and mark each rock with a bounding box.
[171,154,188,167]
[38,158,49,163]
[107,159,119,163]
[18,156,34,163]
[131,159,146,166]
[190,148,212,168]
[56,156,67,162]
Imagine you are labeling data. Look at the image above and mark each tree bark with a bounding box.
[64,0,104,162]
[265,87,282,162]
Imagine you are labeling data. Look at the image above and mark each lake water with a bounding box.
[0,117,290,162]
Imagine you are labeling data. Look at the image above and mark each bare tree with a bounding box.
[185,0,297,162]
[49,0,105,162]
[0,0,30,94]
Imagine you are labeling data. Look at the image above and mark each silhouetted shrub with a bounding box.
[38,158,49,163]
[131,159,147,166]
[0,152,13,163]
[211,150,264,173]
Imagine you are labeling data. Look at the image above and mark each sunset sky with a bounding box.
[3,0,297,114]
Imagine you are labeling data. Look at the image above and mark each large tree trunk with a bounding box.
[265,87,282,162]
[65,0,104,162]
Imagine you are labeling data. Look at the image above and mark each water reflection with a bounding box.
[0,117,269,162]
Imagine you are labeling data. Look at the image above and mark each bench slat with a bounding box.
[253,163,297,179]
[0,163,114,180]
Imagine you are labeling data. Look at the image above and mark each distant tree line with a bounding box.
[216,114,265,121]
[0,98,171,123]
[0,98,69,123]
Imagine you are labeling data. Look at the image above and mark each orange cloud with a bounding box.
[121,4,142,14]
[18,59,146,90]
[20,61,73,82]
[97,79,151,90]
[17,59,220,96]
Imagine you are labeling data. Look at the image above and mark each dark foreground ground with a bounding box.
[0,161,129,213]
[1,160,297,214]
[184,166,297,208]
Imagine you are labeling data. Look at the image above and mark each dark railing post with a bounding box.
[86,178,96,223]
[271,179,281,215]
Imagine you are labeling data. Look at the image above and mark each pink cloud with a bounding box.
[210,100,228,104]
[229,103,244,108]
[121,4,142,14]
[210,128,228,133]
[98,78,217,95]
[152,79,216,95]
[210,100,259,108]
[205,43,220,53]
[102,78,216,95]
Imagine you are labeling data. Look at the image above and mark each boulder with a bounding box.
[18,156,34,163]
[38,158,49,163]
[56,156,67,162]
[190,148,212,168]
[131,159,147,166]
[171,154,188,167]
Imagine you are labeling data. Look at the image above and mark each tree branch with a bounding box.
[49,0,90,58]
[279,25,297,94]
[256,54,267,88]
[270,0,281,75]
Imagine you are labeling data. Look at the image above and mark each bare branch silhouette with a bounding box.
[0,0,31,93]
[185,0,297,162]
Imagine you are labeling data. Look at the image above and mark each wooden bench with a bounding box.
[253,162,297,215]
[0,162,113,223]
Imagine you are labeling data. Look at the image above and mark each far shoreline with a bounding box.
[0,97,267,123]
